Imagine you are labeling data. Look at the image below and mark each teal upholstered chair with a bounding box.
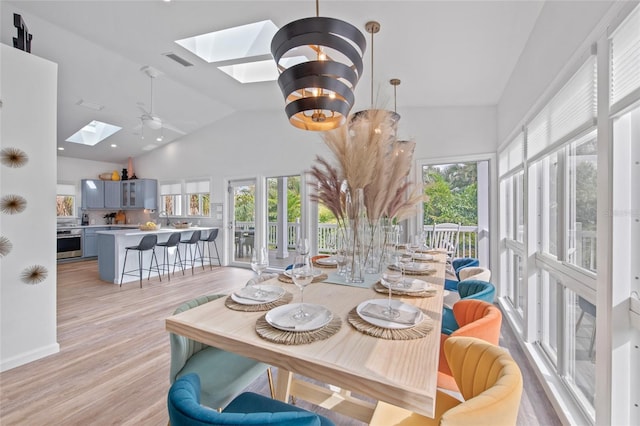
[168,373,335,426]
[441,280,496,335]
[444,257,480,291]
[170,295,273,411]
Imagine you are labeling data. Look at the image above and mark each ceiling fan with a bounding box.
[136,65,186,138]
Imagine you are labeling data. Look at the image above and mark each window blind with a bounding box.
[57,183,76,195]
[610,4,640,113]
[499,132,524,177]
[527,56,597,160]
[160,182,182,195]
[186,180,210,194]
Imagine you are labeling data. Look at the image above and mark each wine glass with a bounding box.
[248,246,269,297]
[381,255,402,319]
[291,255,314,321]
[407,235,421,266]
[296,237,310,256]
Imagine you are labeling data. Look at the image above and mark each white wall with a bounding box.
[1,44,59,371]
[497,0,615,143]
[57,156,123,184]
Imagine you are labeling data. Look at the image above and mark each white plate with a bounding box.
[265,303,333,332]
[412,253,434,261]
[231,285,285,305]
[380,277,433,293]
[356,299,424,329]
[401,263,435,273]
[315,257,337,266]
[284,268,323,278]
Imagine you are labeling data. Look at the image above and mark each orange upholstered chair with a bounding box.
[438,299,502,392]
[370,336,523,426]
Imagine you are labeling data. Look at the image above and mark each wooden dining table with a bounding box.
[165,254,446,422]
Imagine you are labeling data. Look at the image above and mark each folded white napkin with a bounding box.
[360,303,420,325]
[270,304,327,330]
[234,287,278,302]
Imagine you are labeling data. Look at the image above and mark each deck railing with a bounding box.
[237,221,480,257]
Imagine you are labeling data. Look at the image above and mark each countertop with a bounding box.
[95,226,216,237]
[57,224,139,229]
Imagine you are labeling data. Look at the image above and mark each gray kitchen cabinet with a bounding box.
[83,227,109,257]
[104,181,121,209]
[121,179,157,210]
[81,179,105,209]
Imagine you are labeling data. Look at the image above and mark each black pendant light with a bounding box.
[271,0,366,131]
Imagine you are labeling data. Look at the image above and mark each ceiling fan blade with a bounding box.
[162,122,186,135]
[137,105,151,116]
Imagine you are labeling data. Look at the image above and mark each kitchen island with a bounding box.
[97,227,217,284]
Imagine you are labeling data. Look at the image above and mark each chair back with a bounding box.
[438,300,503,391]
[451,300,502,343]
[431,223,460,258]
[186,230,201,244]
[165,232,182,247]
[168,373,328,426]
[458,279,495,303]
[138,234,158,250]
[170,295,224,383]
[205,228,219,242]
[442,337,523,425]
[458,266,491,282]
[452,257,479,279]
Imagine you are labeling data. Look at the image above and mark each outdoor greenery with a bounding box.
[422,163,478,226]
[267,176,301,223]
[56,195,74,217]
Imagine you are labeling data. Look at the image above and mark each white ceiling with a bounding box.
[1,0,545,164]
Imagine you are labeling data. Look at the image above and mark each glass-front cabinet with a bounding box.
[121,179,157,210]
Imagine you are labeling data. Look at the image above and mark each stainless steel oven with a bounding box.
[57,228,83,259]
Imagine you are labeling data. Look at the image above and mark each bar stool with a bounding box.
[119,234,161,288]
[199,228,221,269]
[156,232,185,281]
[179,230,204,274]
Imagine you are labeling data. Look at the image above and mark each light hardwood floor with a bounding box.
[0,260,561,425]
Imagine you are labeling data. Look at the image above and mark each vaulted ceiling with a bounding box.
[1,1,546,163]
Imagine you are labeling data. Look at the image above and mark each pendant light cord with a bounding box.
[370,29,374,107]
[316,0,319,17]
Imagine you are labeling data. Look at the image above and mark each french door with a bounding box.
[227,179,256,267]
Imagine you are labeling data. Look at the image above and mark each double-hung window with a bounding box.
[186,180,210,217]
[160,182,182,216]
[56,183,76,217]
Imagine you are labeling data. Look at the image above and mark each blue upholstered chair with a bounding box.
[444,257,480,291]
[170,295,273,411]
[168,373,335,426]
[442,280,496,335]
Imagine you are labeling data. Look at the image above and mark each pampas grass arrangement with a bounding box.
[310,109,424,274]
[311,108,423,225]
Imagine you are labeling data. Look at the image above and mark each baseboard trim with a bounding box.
[0,342,60,372]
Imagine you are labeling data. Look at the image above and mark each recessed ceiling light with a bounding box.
[57,147,64,151]
[175,20,278,64]
[111,144,117,148]
[156,136,163,142]
[65,120,121,146]
[218,56,307,84]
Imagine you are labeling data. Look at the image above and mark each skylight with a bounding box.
[66,120,121,146]
[175,20,278,63]
[217,56,307,84]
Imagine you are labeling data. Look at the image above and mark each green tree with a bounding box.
[422,163,478,226]
[234,187,255,222]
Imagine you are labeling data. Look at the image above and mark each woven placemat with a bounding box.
[372,281,437,298]
[225,292,294,312]
[277,273,328,284]
[388,264,436,276]
[313,261,337,269]
[347,307,434,340]
[255,314,342,345]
